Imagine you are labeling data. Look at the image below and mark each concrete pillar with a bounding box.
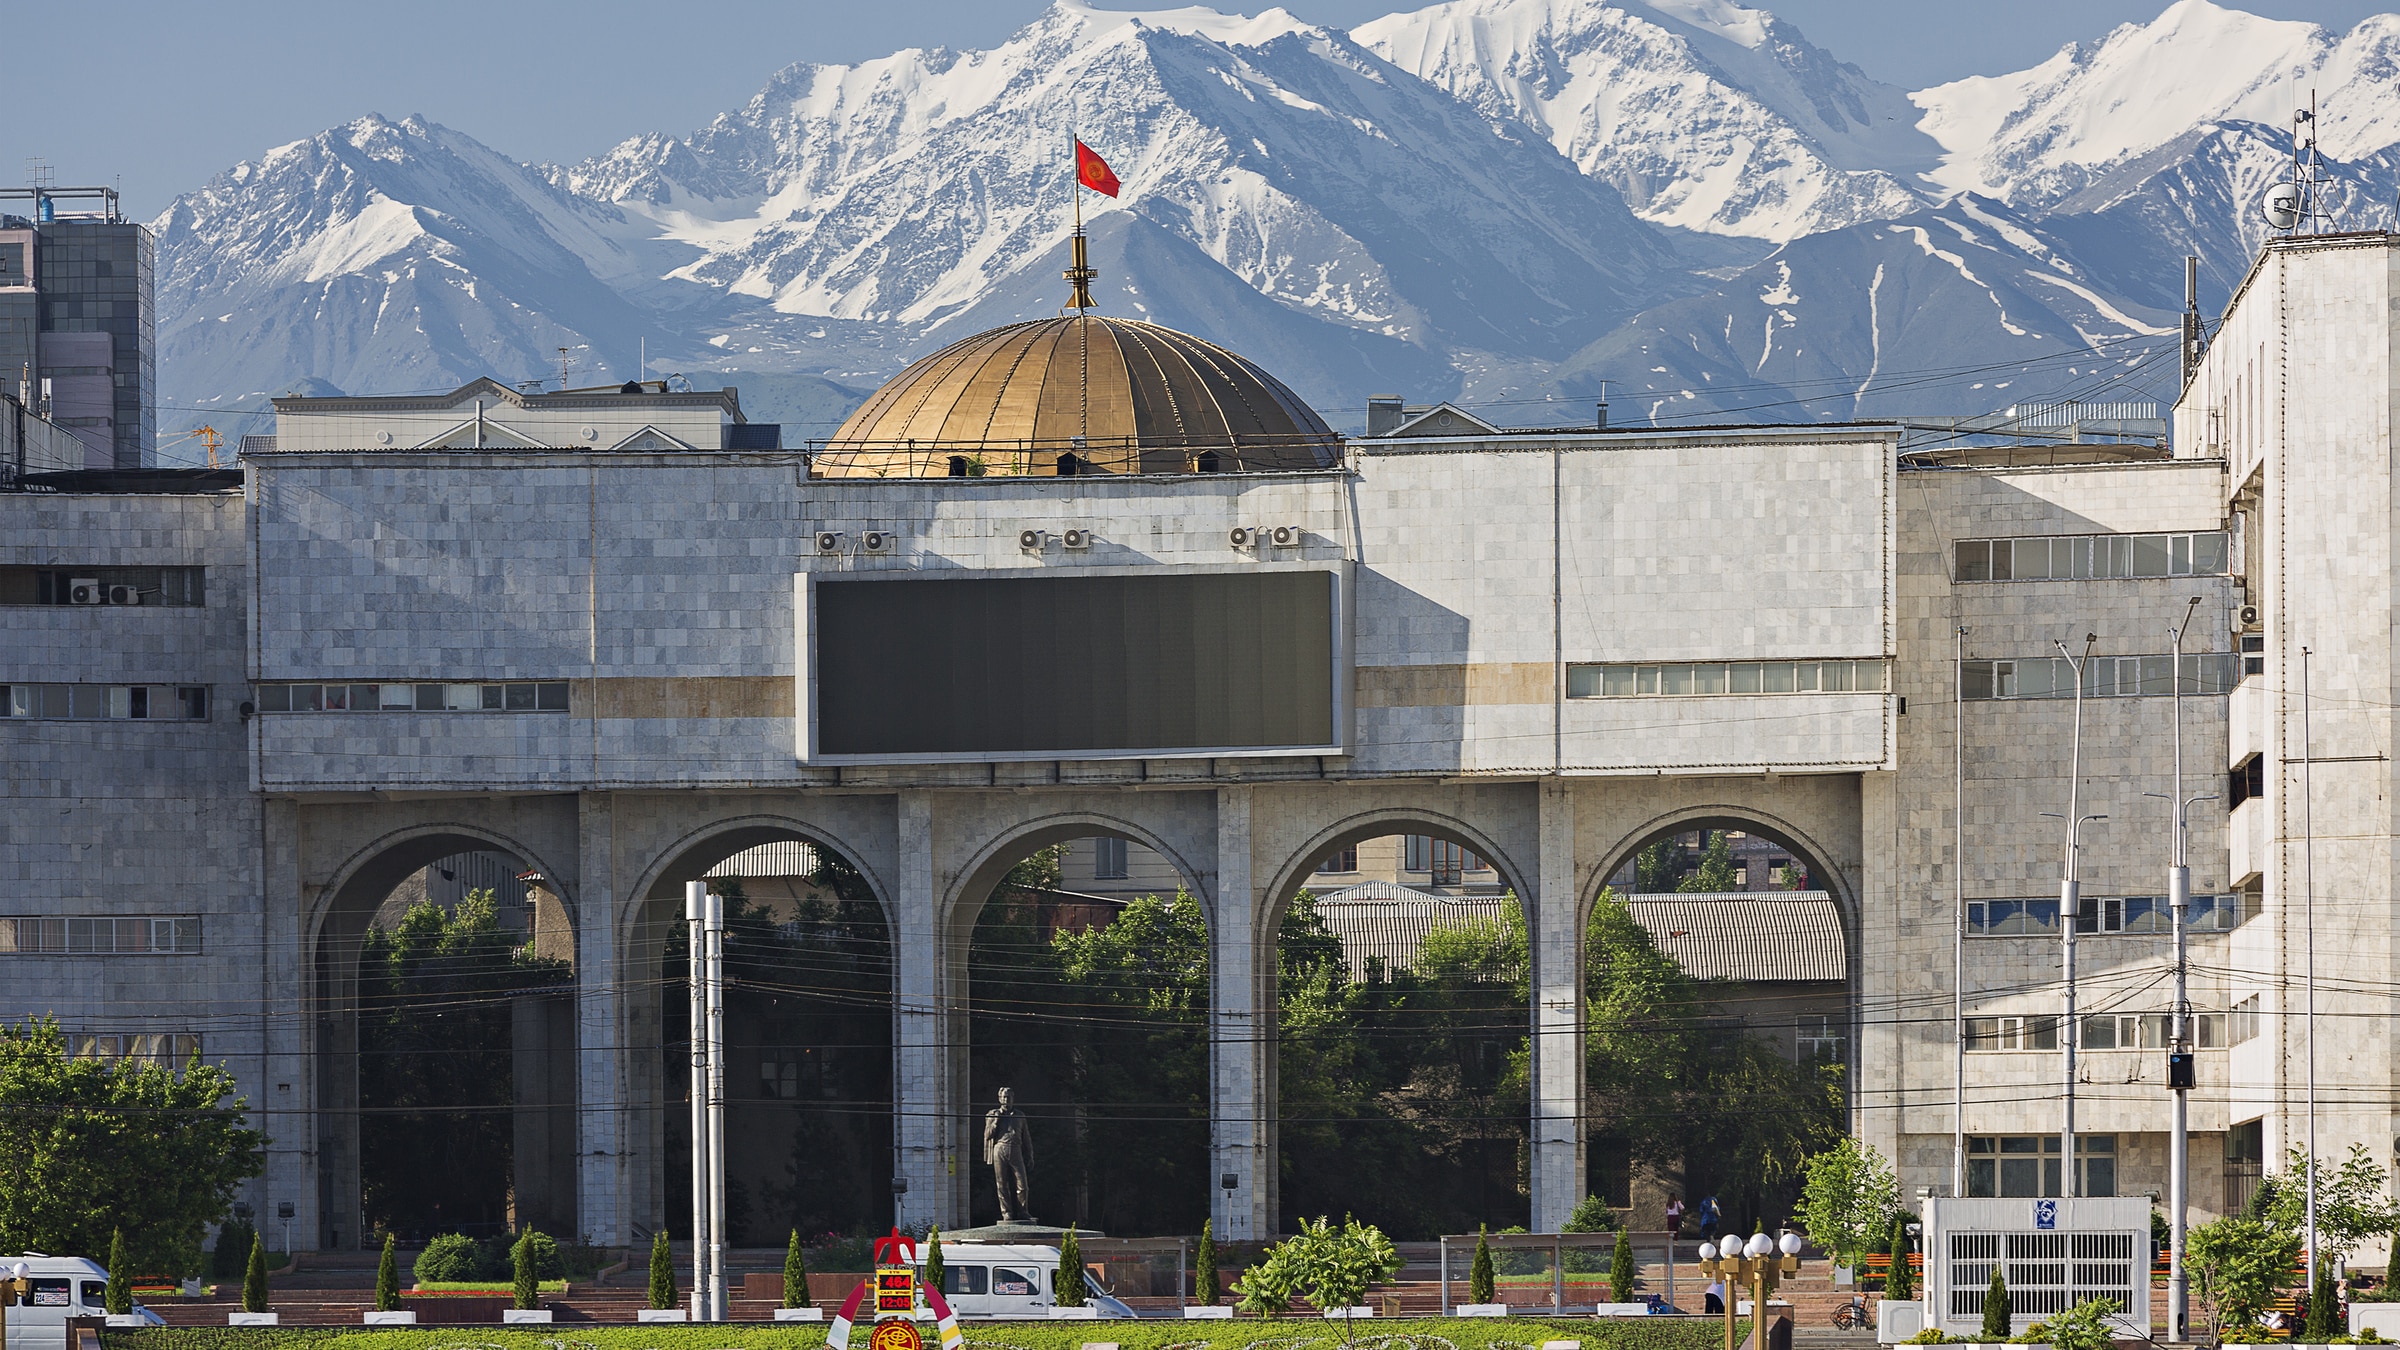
[514,992,578,1237]
[574,792,622,1244]
[1209,787,1273,1240]
[892,789,950,1228]
[1854,771,1903,1165]
[260,798,324,1247]
[1529,778,1585,1232]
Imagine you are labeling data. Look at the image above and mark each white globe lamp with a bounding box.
[1778,1232,1803,1257]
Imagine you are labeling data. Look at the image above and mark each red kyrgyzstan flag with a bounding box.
[1075,139,1120,197]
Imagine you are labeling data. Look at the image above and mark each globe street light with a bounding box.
[1698,1232,1804,1350]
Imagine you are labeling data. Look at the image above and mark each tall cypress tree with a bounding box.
[1196,1219,1221,1305]
[375,1234,400,1311]
[1884,1218,1915,1301]
[103,1230,130,1315]
[511,1230,538,1310]
[925,1226,945,1299]
[1609,1230,1635,1304]
[784,1229,809,1309]
[1470,1225,1496,1305]
[242,1233,269,1314]
[2306,1256,2338,1340]
[648,1230,675,1310]
[1056,1226,1088,1307]
[1980,1268,2009,1341]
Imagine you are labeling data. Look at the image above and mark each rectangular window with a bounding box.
[1957,533,2227,581]
[1093,837,1129,881]
[1315,847,1359,874]
[253,682,571,713]
[1965,1014,2058,1051]
[1961,653,2237,700]
[2240,632,2265,679]
[0,685,209,720]
[1964,1135,2116,1198]
[2230,754,2265,808]
[0,916,198,954]
[1568,659,1890,697]
[2231,994,2261,1044]
[0,566,205,607]
[1405,834,1430,872]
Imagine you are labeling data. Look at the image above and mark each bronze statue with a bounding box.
[984,1086,1033,1222]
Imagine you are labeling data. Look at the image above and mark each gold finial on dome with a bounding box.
[1065,230,1096,313]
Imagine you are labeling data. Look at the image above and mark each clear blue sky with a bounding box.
[10,0,2390,218]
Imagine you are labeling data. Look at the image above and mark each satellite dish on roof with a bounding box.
[2265,183,2301,232]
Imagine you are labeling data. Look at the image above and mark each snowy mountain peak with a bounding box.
[1356,0,1936,240]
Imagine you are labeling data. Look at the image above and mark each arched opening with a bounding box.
[1584,818,1851,1237]
[639,829,895,1244]
[314,829,578,1250]
[955,828,1210,1235]
[1271,825,1532,1238]
[1055,452,1082,477]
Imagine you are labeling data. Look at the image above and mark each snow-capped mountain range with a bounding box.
[149,0,2400,441]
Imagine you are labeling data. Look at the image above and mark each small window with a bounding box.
[1956,541,1991,581]
[415,684,444,711]
[536,682,570,711]
[2230,754,2264,809]
[505,683,537,711]
[1315,847,1358,874]
[945,1266,989,1295]
[1094,837,1129,880]
[28,1278,70,1307]
[992,1268,1037,1297]
[381,684,415,710]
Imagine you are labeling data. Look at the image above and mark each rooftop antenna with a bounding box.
[2266,87,2334,237]
[2180,257,2205,390]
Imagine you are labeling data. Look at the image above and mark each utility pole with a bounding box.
[687,882,710,1321]
[2181,257,2205,390]
[2049,634,2104,1199]
[1955,624,1969,1199]
[705,888,728,1324]
[2301,648,2319,1283]
[2149,597,2213,1343]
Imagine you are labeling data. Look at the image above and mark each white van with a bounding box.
[2,1255,164,1350]
[928,1244,1133,1320]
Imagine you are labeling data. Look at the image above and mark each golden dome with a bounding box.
[814,314,1342,477]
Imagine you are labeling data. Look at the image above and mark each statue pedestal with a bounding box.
[943,1220,1107,1242]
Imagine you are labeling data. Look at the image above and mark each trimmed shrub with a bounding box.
[242,1233,269,1313]
[510,1231,539,1310]
[648,1230,675,1310]
[1056,1226,1087,1307]
[783,1229,808,1308]
[924,1226,943,1299]
[374,1236,399,1312]
[210,1218,257,1282]
[104,1230,131,1315]
[1981,1267,2010,1341]
[1470,1225,1496,1305]
[1610,1230,1636,1304]
[412,1234,481,1285]
[1885,1218,1915,1301]
[1195,1219,1220,1305]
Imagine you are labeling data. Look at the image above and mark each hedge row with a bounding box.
[100,1316,1740,1350]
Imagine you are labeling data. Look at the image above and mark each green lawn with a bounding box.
[101,1316,1739,1350]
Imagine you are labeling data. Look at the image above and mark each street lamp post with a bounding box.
[1697,1233,1804,1350]
[2051,634,2100,1198]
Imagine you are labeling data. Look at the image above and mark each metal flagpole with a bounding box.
[686,882,709,1321]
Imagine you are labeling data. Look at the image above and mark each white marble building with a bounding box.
[4,236,2383,1249]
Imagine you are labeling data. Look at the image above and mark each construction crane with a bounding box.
[157,426,222,467]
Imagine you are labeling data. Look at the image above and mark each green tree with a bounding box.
[1635,839,1688,892]
[1799,1137,1899,1270]
[1469,1225,1496,1304]
[923,1225,943,1298]
[1235,1249,1294,1317]
[103,1229,130,1314]
[211,1217,256,1281]
[648,1230,675,1310]
[413,1232,480,1283]
[1884,1217,1915,1301]
[0,1017,265,1278]
[1195,1219,1220,1305]
[242,1232,268,1313]
[1980,1267,2009,1341]
[1565,1195,1619,1232]
[511,1229,539,1309]
[357,890,570,1238]
[2267,1145,2400,1256]
[1677,833,1740,892]
[1245,1216,1399,1342]
[1056,1225,1087,1307]
[375,1234,400,1311]
[783,1228,808,1308]
[2045,1297,2124,1350]
[2189,1216,2301,1335]
[1609,1230,1636,1304]
[1586,891,1842,1224]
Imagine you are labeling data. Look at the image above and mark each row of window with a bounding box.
[1965,1134,2118,1198]
[1965,894,2244,936]
[1961,653,2240,700]
[71,1032,202,1064]
[0,566,205,607]
[2232,993,2261,1044]
[0,917,201,954]
[1,685,209,720]
[257,682,571,713]
[1569,660,1888,698]
[1956,531,2228,581]
[1966,1013,2228,1051]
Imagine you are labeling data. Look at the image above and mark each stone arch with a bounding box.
[310,821,582,1251]
[1583,801,1862,1223]
[941,808,1218,1234]
[1257,806,1539,1237]
[622,813,900,1244]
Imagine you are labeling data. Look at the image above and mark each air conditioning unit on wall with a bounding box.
[1228,526,1257,549]
[2236,603,2262,631]
[68,577,101,604]
[813,531,844,556]
[860,530,898,555]
[1268,525,1300,548]
[1060,528,1093,549]
[106,584,141,605]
